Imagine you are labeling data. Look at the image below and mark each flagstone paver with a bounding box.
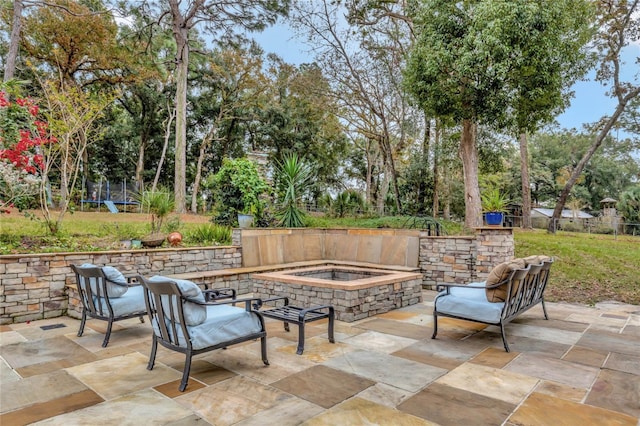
[0,291,638,425]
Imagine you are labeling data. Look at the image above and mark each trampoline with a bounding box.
[81,178,140,213]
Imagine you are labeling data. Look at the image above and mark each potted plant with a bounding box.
[137,188,175,247]
[481,188,509,226]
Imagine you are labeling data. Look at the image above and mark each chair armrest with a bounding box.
[435,278,508,293]
[202,288,237,302]
[483,277,511,289]
[436,282,485,293]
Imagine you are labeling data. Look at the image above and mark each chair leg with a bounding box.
[431,312,438,339]
[102,319,114,348]
[283,321,290,332]
[328,308,335,344]
[296,323,306,355]
[260,336,269,366]
[179,353,193,392]
[500,322,511,352]
[77,310,87,337]
[147,335,158,370]
[541,299,549,320]
[139,315,145,323]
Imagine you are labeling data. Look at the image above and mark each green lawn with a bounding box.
[514,229,640,306]
[1,211,638,306]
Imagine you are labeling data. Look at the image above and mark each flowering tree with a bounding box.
[0,82,55,213]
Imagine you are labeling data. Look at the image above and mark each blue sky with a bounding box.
[255,25,640,134]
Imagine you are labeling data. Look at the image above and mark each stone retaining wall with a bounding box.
[1,227,513,324]
[0,247,241,324]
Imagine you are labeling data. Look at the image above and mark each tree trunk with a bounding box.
[4,0,23,81]
[81,129,89,191]
[421,116,431,213]
[135,138,146,190]
[170,1,189,214]
[174,52,188,213]
[365,143,374,207]
[386,141,402,213]
[191,132,212,213]
[432,119,439,218]
[519,132,532,228]
[459,119,481,229]
[547,87,640,233]
[152,105,175,192]
[377,162,389,215]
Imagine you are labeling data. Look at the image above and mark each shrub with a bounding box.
[618,185,640,224]
[592,224,615,235]
[332,190,365,217]
[208,158,269,226]
[187,223,232,245]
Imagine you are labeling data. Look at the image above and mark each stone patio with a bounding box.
[1,291,639,425]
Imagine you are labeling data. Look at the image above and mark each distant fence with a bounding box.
[303,204,640,236]
[507,214,640,236]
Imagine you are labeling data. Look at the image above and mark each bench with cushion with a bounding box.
[432,256,553,352]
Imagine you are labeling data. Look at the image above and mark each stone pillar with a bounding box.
[474,227,514,280]
[231,229,243,247]
[418,234,476,287]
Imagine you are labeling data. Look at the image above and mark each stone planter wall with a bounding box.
[235,227,514,289]
[0,246,241,324]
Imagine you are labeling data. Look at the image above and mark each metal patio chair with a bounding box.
[70,264,147,347]
[137,275,269,392]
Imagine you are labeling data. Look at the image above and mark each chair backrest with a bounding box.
[502,266,531,318]
[70,264,111,317]
[138,276,191,350]
[516,262,544,311]
[533,259,554,301]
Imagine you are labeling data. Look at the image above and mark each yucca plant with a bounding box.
[275,153,313,228]
[481,188,509,213]
[137,188,175,234]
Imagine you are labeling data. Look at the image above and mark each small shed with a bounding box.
[600,197,617,217]
[531,207,594,230]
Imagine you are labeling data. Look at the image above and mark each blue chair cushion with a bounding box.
[152,304,263,350]
[95,285,146,317]
[80,263,128,298]
[435,282,505,324]
[148,276,207,326]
